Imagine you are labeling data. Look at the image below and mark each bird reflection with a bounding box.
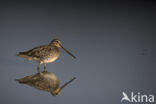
[16,71,76,96]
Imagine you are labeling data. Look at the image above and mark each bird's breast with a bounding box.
[41,48,60,64]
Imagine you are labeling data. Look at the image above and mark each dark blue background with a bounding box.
[0,0,155,104]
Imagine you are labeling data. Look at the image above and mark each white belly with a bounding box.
[41,56,59,64]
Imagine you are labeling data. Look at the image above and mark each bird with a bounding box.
[16,71,76,96]
[17,39,76,73]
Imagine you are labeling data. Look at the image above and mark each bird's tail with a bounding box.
[16,78,26,84]
[15,74,35,84]
[16,52,27,56]
[16,52,33,60]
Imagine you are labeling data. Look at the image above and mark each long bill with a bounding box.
[60,45,76,59]
[60,77,76,91]
[51,77,76,96]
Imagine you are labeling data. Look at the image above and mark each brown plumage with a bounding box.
[17,39,76,73]
[16,71,76,96]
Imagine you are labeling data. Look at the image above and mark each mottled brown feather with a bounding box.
[17,44,60,63]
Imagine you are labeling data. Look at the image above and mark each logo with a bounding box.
[121,92,154,103]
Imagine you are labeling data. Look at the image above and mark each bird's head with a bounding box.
[50,39,76,59]
[50,77,76,96]
[50,39,62,48]
[51,88,61,96]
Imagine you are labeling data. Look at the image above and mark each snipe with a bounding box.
[17,39,76,73]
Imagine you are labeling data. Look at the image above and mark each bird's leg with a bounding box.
[37,63,41,74]
[44,64,47,72]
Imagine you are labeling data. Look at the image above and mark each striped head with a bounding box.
[50,39,62,48]
[50,39,76,59]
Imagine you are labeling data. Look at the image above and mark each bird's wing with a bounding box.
[21,45,50,58]
[18,45,46,55]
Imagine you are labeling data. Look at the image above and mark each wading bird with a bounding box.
[17,39,76,73]
[16,71,76,96]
